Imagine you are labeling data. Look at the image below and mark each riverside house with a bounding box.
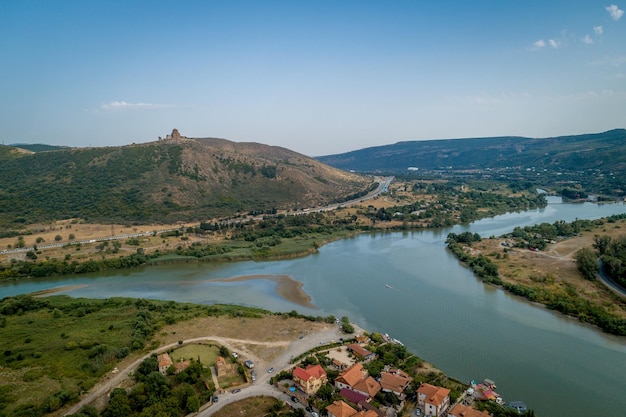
[379,368,412,397]
[417,383,451,416]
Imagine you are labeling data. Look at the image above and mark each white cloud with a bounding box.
[533,39,546,49]
[606,4,624,20]
[99,101,157,111]
[594,25,604,35]
[582,35,594,44]
[548,39,561,48]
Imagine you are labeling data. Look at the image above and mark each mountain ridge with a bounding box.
[0,133,370,226]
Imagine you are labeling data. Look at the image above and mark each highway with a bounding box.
[5,177,393,256]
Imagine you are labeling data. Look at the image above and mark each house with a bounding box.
[174,360,190,374]
[335,363,368,391]
[357,401,386,417]
[335,363,381,399]
[417,383,451,416]
[293,364,328,395]
[215,356,226,376]
[380,369,411,396]
[448,403,490,417]
[157,353,173,375]
[340,387,368,404]
[327,400,357,417]
[326,400,379,417]
[352,376,381,399]
[347,343,375,361]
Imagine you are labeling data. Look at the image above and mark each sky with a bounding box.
[1,1,625,156]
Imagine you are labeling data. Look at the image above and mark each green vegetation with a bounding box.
[317,129,626,199]
[85,355,210,417]
[0,139,369,227]
[446,217,626,336]
[593,234,626,289]
[0,295,269,417]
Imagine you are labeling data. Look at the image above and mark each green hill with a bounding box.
[318,129,626,173]
[0,135,369,227]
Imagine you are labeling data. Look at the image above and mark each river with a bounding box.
[2,197,626,417]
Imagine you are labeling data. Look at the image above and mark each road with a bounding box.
[64,326,346,416]
[596,260,626,297]
[6,177,393,256]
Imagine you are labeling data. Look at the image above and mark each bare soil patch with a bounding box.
[213,395,279,417]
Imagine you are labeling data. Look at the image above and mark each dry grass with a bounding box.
[474,219,626,318]
[213,396,280,417]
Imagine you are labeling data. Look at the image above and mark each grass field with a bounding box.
[170,343,221,365]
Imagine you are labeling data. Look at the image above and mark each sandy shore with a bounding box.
[209,274,315,309]
[31,284,88,297]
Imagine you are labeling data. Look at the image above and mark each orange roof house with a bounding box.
[417,383,451,417]
[157,353,173,375]
[326,400,380,417]
[380,369,411,396]
[347,343,375,361]
[215,356,226,376]
[335,363,380,399]
[335,363,368,388]
[293,364,328,395]
[353,376,381,398]
[174,360,190,374]
[448,404,490,417]
[326,400,357,417]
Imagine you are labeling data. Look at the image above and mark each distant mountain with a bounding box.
[0,132,369,226]
[317,129,626,174]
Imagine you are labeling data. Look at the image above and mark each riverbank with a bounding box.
[447,216,626,336]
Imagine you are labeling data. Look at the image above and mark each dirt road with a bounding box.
[63,323,353,416]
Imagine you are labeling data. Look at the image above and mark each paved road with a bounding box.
[596,260,626,297]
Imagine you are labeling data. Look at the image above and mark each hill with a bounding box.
[317,129,626,174]
[0,131,369,226]
[8,144,71,153]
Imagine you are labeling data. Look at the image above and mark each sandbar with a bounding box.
[209,274,315,308]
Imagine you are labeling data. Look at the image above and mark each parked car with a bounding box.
[311,413,319,417]
[232,352,238,358]
[213,396,218,403]
[232,389,241,394]
[306,406,313,412]
[268,367,274,373]
[291,396,299,403]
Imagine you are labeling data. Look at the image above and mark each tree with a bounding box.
[103,388,131,417]
[575,248,598,280]
[69,233,76,240]
[54,234,62,242]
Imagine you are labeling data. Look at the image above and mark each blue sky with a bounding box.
[1,1,625,156]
